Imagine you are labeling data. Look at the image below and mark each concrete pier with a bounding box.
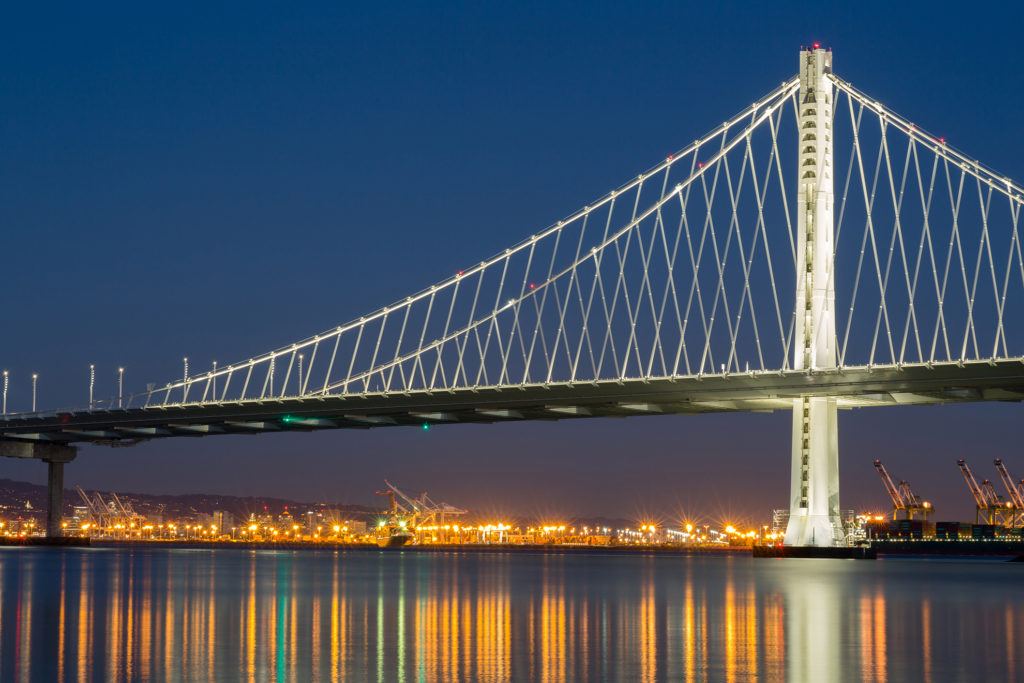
[0,441,77,538]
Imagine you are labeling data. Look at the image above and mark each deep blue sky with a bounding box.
[2,2,1023,522]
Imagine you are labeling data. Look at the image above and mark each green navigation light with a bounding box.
[421,422,430,431]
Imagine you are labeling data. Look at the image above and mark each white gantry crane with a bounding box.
[381,480,467,529]
[75,486,145,535]
[373,480,468,547]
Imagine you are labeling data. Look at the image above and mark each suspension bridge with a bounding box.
[4,46,1024,546]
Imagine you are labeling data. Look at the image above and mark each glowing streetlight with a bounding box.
[2,370,8,415]
[89,364,95,407]
[117,367,124,408]
[31,373,38,412]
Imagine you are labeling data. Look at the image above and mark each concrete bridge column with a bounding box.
[0,441,77,539]
[784,45,845,547]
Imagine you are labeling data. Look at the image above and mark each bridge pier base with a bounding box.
[0,441,77,539]
[784,397,844,547]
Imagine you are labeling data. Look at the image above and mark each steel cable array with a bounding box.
[55,72,1024,413]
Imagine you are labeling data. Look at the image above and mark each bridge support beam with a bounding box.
[0,441,77,539]
[784,46,845,547]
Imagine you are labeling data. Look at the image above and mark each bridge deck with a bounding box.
[2,360,1023,446]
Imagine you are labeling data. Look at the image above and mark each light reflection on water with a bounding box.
[0,548,1020,681]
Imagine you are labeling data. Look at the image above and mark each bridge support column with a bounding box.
[786,396,842,546]
[0,441,77,539]
[46,458,68,538]
[784,46,845,547]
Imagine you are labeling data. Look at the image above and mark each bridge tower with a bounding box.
[784,46,845,547]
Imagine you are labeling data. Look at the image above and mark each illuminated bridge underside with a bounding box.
[2,360,1023,446]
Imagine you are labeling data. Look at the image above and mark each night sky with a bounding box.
[2,2,1023,523]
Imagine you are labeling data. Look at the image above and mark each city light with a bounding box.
[8,473,1018,554]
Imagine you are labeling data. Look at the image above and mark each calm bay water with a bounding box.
[0,547,1020,681]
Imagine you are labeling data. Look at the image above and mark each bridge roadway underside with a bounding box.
[2,360,1024,447]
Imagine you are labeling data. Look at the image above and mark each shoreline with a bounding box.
[1,538,751,555]
[97,540,752,555]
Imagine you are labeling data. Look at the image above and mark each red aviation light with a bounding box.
[812,42,821,50]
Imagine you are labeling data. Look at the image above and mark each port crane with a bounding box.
[873,460,932,520]
[76,486,145,533]
[374,480,467,546]
[979,479,1014,527]
[380,480,467,527]
[993,459,1024,527]
[957,460,1015,526]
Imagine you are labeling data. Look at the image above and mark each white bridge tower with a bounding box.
[784,46,845,547]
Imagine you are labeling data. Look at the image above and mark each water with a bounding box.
[0,547,1020,682]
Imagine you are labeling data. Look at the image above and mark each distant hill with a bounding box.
[0,478,641,528]
[0,477,379,521]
